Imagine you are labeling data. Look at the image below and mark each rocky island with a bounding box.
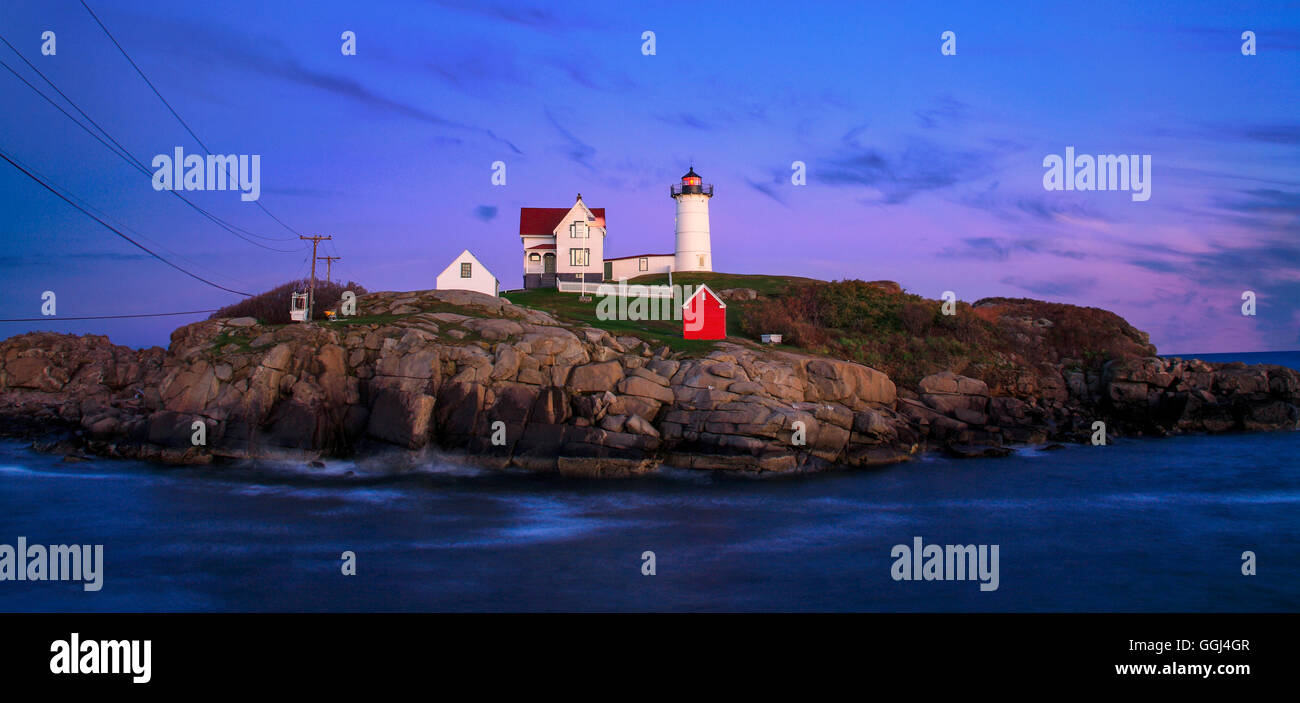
[1,279,1296,477]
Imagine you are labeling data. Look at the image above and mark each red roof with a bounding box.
[526,243,556,250]
[519,207,605,235]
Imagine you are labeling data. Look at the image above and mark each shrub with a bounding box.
[900,300,935,337]
[209,279,369,325]
[739,296,831,347]
[809,280,905,333]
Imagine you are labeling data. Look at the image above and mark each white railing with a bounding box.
[556,279,603,295]
[556,279,685,300]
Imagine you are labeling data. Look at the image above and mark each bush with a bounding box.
[209,279,369,325]
[736,279,1007,387]
[900,300,935,337]
[809,280,905,333]
[739,295,831,348]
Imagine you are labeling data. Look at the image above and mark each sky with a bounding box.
[0,0,1297,354]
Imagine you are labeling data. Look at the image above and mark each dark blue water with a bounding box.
[1,353,1297,612]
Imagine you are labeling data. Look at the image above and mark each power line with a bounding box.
[0,147,252,297]
[0,32,298,246]
[80,0,305,239]
[0,310,218,322]
[8,151,256,291]
[0,43,304,254]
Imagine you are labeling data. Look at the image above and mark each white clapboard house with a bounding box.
[436,249,499,297]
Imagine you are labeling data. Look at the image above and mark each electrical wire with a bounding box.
[0,146,253,297]
[0,48,304,254]
[0,310,218,322]
[79,0,305,239]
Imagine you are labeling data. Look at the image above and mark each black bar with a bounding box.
[0,613,1288,690]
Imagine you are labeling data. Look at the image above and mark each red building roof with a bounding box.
[526,243,556,250]
[519,207,606,235]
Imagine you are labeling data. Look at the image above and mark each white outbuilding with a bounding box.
[436,249,499,297]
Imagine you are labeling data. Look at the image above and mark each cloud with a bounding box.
[433,0,568,31]
[147,14,524,155]
[545,110,596,169]
[959,181,1114,227]
[1129,258,1184,274]
[818,136,1001,204]
[545,56,638,93]
[1184,189,1300,238]
[915,95,971,131]
[746,177,788,205]
[654,113,714,131]
[417,45,533,94]
[1226,123,1300,145]
[0,251,157,271]
[939,236,1087,262]
[1000,275,1098,297]
[261,186,341,198]
[1168,26,1300,53]
[1119,238,1300,344]
[474,205,498,221]
[246,55,522,153]
[1213,189,1300,215]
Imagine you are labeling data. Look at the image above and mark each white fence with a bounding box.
[556,280,684,299]
[555,279,604,295]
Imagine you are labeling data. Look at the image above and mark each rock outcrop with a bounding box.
[1,288,1296,474]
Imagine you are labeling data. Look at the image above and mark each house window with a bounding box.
[460,262,472,278]
[638,257,648,271]
[528,253,540,261]
[570,221,588,238]
[569,248,589,266]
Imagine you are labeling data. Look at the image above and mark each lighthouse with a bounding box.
[671,167,713,272]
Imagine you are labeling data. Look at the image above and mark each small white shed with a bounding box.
[436,249,499,297]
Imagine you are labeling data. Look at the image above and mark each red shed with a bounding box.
[682,284,727,340]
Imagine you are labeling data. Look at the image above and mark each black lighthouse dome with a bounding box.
[671,167,713,198]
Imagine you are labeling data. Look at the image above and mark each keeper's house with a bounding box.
[519,195,607,289]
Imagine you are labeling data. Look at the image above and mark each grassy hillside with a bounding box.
[503,272,814,354]
[625,271,817,296]
[503,287,714,353]
[505,272,1157,392]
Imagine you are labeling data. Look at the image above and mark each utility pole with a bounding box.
[299,235,332,321]
[318,255,340,285]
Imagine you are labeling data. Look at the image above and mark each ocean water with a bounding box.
[0,353,1296,612]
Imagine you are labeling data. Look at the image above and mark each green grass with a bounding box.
[625,271,817,296]
[326,313,416,327]
[502,288,716,354]
[208,331,252,354]
[503,272,823,355]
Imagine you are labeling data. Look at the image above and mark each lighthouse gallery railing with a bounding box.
[670,183,713,197]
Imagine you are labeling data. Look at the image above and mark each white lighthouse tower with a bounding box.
[671,167,713,272]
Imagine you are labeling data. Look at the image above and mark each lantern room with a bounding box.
[671,167,713,198]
